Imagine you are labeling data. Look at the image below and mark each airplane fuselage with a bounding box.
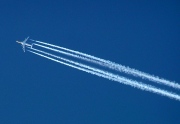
[16,41,31,47]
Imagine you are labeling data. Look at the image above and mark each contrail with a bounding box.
[27,47,180,101]
[30,40,180,90]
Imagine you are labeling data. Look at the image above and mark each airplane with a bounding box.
[16,37,32,52]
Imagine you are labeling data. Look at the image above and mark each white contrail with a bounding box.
[27,48,180,101]
[30,40,180,90]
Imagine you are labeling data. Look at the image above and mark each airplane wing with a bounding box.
[23,36,29,43]
[16,36,30,52]
[22,36,29,52]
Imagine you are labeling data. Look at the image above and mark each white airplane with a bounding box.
[16,37,32,52]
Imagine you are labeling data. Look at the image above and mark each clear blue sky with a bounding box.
[0,0,180,123]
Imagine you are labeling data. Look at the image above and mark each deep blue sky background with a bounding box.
[0,0,180,123]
